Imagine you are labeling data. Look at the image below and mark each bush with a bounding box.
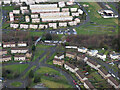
[29,70,34,78]
[34,76,41,83]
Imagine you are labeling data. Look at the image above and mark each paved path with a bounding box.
[3,46,76,88]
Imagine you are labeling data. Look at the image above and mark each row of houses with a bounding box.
[53,51,120,89]
[0,54,32,62]
[66,46,120,61]
[10,18,80,29]
[53,53,95,89]
[1,42,27,48]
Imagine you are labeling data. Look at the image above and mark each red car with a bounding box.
[73,80,77,85]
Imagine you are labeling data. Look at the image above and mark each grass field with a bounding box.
[2,6,14,11]
[11,82,22,87]
[34,67,72,88]
[75,2,118,35]
[3,64,29,74]
[29,32,44,37]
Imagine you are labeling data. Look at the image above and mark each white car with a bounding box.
[19,62,23,64]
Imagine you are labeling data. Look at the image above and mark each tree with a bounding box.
[34,76,41,83]
[45,33,52,40]
[32,45,36,51]
[29,70,34,78]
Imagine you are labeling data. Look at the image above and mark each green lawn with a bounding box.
[2,6,14,11]
[30,32,44,37]
[11,82,22,87]
[34,67,72,88]
[75,2,118,35]
[39,55,46,62]
[3,64,29,74]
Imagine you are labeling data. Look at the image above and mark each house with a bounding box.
[59,22,67,27]
[65,46,77,49]
[11,48,28,54]
[31,14,39,18]
[29,24,38,29]
[78,47,88,53]
[13,10,20,14]
[87,50,98,56]
[10,24,19,29]
[32,19,40,23]
[18,42,27,47]
[0,49,7,56]
[53,58,64,66]
[70,8,77,12]
[25,16,30,22]
[62,8,69,12]
[14,55,26,61]
[2,55,11,62]
[54,53,64,60]
[20,6,28,10]
[49,23,57,29]
[86,59,101,70]
[75,18,80,23]
[4,0,11,4]
[78,9,83,14]
[0,42,1,47]
[20,24,29,29]
[68,21,77,26]
[9,12,14,22]
[21,10,29,14]
[64,62,78,73]
[25,52,32,58]
[77,54,85,61]
[58,1,65,7]
[75,70,88,83]
[3,42,16,48]
[98,67,111,79]
[66,1,74,6]
[72,13,79,16]
[96,53,106,61]
[39,24,48,29]
[110,53,120,60]
[98,9,118,18]
[84,80,95,89]
[66,52,76,59]
[107,76,120,89]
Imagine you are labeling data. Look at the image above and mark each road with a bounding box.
[3,46,76,88]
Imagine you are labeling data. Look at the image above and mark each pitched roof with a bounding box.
[11,48,28,50]
[87,59,98,66]
[3,42,15,45]
[65,62,76,69]
[108,76,119,86]
[76,70,85,79]
[56,53,64,57]
[14,55,25,57]
[2,55,11,58]
[66,52,76,55]
[84,80,95,89]
[98,67,108,75]
[53,58,63,62]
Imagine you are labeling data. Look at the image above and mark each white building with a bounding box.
[11,48,28,54]
[25,16,30,22]
[20,24,29,29]
[32,19,40,23]
[20,6,28,10]
[65,46,77,49]
[54,53,64,60]
[18,42,27,47]
[4,0,11,4]
[49,23,57,29]
[96,53,106,61]
[29,24,38,29]
[68,21,77,26]
[110,54,120,60]
[9,12,14,22]
[75,18,80,23]
[31,14,39,18]
[3,42,16,48]
[13,10,20,14]
[10,24,19,29]
[39,24,48,29]
[87,50,98,56]
[62,8,69,12]
[66,1,74,6]
[64,62,78,73]
[70,8,77,12]
[72,12,79,16]
[78,47,88,53]
[58,1,65,7]
[14,55,26,61]
[59,22,67,27]
[78,9,83,14]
